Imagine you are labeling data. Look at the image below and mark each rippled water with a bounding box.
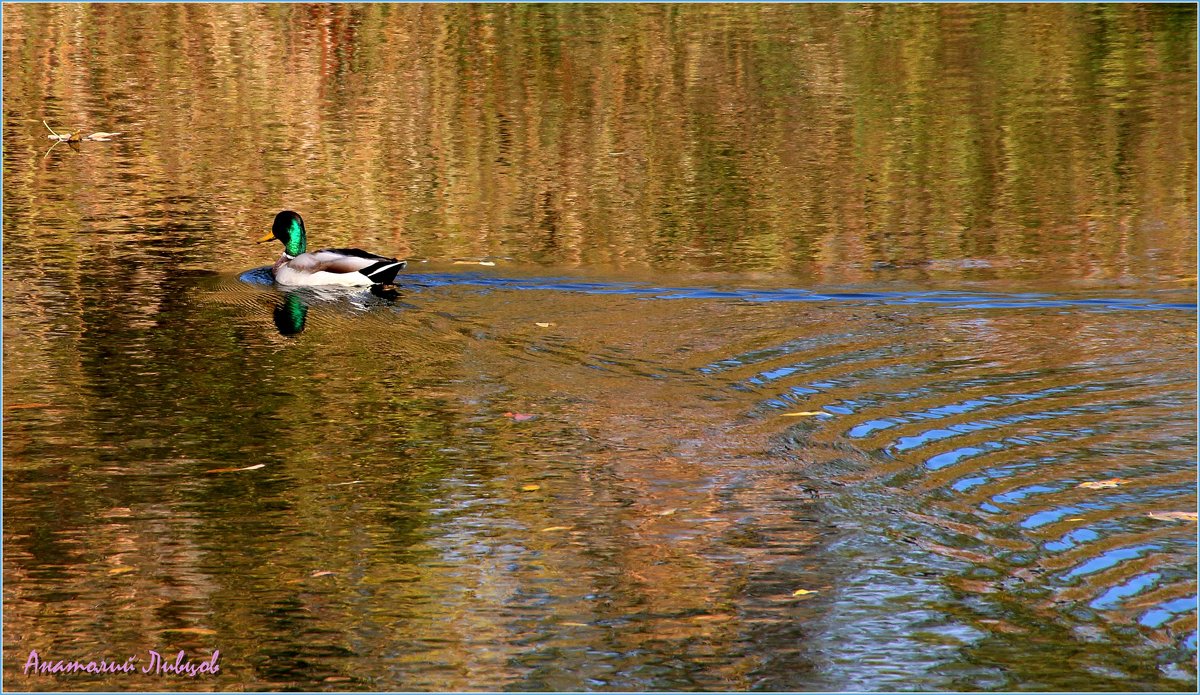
[4,3,1197,692]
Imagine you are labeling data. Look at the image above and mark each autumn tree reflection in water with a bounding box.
[3,3,1194,283]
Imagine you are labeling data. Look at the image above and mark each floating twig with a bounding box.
[43,120,121,143]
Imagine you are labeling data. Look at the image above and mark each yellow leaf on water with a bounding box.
[311,570,336,577]
[535,322,554,328]
[205,463,265,473]
[521,484,541,492]
[1147,511,1198,523]
[560,621,590,627]
[161,628,217,636]
[1078,479,1130,490]
[781,411,825,417]
[108,566,135,575]
[656,508,678,516]
[792,588,818,597]
[540,526,571,532]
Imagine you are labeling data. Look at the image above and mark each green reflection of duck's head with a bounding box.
[257,210,307,257]
[273,293,308,336]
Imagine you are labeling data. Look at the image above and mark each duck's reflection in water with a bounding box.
[270,284,403,336]
[273,292,308,336]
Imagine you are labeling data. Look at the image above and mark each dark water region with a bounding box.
[3,3,1197,692]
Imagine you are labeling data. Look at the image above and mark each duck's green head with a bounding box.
[257,210,307,257]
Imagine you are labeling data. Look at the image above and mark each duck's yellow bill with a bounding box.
[256,232,275,244]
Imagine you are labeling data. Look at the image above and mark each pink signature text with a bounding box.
[22,649,220,677]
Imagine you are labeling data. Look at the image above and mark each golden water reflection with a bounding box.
[3,3,1195,284]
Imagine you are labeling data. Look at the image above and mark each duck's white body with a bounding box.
[273,249,407,287]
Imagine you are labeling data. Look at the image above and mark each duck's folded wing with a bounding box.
[320,248,397,262]
[291,250,407,280]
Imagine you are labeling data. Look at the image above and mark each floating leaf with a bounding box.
[504,412,536,422]
[161,627,218,636]
[205,463,266,473]
[311,570,336,577]
[791,588,818,597]
[1078,479,1130,490]
[780,411,825,417]
[656,508,678,517]
[521,484,541,492]
[1147,511,1198,523]
[560,621,589,627]
[108,566,135,575]
[42,121,122,142]
[540,526,571,532]
[535,322,554,328]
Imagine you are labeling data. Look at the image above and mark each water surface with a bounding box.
[3,3,1196,691]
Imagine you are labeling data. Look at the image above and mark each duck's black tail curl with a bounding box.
[360,260,407,284]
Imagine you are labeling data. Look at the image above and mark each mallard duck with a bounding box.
[256,210,407,286]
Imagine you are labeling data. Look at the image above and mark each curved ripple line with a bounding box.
[848,384,1104,438]
[887,401,1146,454]
[1060,544,1161,580]
[1139,596,1198,628]
[1046,527,1103,553]
[1090,572,1162,609]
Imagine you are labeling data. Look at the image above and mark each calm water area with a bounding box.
[3,3,1197,691]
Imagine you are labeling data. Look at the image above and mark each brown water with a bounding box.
[3,3,1197,691]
